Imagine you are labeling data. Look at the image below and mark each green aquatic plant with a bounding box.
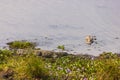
[99,52,118,59]
[0,50,119,80]
[2,54,49,80]
[46,53,120,80]
[57,45,65,50]
[94,58,120,80]
[0,49,13,64]
[7,40,36,49]
[25,55,49,79]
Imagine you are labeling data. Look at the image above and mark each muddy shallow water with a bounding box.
[0,0,120,56]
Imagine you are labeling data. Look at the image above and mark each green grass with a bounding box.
[0,49,13,64]
[1,54,49,80]
[0,48,120,80]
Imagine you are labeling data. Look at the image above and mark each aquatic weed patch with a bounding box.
[46,53,120,80]
[7,40,36,49]
[0,49,120,80]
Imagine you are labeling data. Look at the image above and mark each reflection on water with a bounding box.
[0,0,120,56]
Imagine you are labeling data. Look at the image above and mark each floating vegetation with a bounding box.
[7,40,36,49]
[57,45,65,50]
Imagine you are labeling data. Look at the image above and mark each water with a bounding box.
[0,0,120,56]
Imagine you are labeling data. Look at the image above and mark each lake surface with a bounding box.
[0,0,120,56]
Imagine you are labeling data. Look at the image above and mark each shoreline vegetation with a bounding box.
[0,40,120,80]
